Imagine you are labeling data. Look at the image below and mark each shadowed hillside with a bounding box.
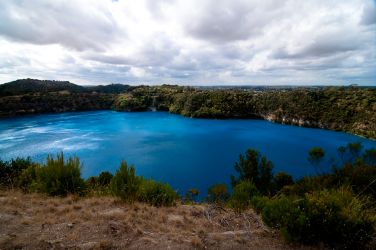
[0,79,131,96]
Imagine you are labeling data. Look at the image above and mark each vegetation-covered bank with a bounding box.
[1,142,375,248]
[1,79,376,139]
[113,85,376,139]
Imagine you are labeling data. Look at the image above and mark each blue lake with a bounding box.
[0,111,375,196]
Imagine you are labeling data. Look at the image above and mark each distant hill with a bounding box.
[86,84,132,94]
[0,79,131,96]
[0,79,86,96]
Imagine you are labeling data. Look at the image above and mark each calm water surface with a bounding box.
[1,111,375,195]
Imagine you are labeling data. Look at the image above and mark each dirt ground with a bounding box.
[0,190,320,249]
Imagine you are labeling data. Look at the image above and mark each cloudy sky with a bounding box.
[0,0,375,85]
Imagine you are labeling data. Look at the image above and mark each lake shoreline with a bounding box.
[1,108,375,141]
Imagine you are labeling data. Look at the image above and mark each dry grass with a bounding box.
[0,190,320,250]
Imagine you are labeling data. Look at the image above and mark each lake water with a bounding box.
[1,111,375,196]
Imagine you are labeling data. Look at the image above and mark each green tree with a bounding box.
[231,149,274,194]
[110,161,140,202]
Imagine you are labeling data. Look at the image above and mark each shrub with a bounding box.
[0,159,11,187]
[0,157,34,188]
[229,181,259,212]
[250,196,270,213]
[137,180,178,206]
[207,183,229,203]
[17,164,40,192]
[86,176,98,189]
[97,171,113,186]
[11,157,34,177]
[261,188,375,249]
[34,153,86,196]
[110,161,140,202]
[273,172,294,192]
[261,195,303,229]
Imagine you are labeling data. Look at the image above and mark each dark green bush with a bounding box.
[86,176,98,189]
[261,188,375,249]
[97,171,113,186]
[207,183,229,203]
[0,157,34,188]
[250,196,270,213]
[110,161,140,202]
[34,153,86,196]
[273,172,294,192]
[137,179,178,206]
[17,164,40,192]
[229,180,259,212]
[0,159,11,187]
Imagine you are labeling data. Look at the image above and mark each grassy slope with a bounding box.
[0,190,316,250]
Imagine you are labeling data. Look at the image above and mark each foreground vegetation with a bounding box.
[1,142,375,248]
[231,143,376,249]
[1,79,375,139]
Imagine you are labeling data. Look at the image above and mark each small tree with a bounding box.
[308,147,325,174]
[231,149,274,194]
[110,161,140,202]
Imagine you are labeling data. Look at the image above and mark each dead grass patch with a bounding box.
[0,190,317,250]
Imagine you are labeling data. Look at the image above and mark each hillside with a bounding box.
[0,79,131,96]
[0,190,314,250]
[0,79,86,96]
[113,85,376,139]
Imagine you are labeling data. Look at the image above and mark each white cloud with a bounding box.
[0,0,374,85]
